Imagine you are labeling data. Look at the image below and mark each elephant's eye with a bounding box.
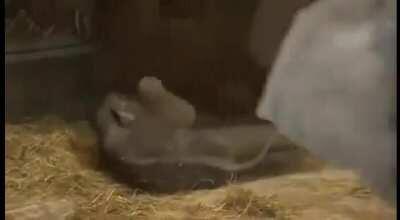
[110,109,124,127]
[110,109,136,127]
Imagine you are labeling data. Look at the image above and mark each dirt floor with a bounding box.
[5,116,396,220]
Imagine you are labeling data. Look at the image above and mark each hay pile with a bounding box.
[5,117,395,220]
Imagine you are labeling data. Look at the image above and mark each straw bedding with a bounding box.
[5,117,395,220]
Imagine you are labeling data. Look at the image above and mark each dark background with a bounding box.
[5,0,314,122]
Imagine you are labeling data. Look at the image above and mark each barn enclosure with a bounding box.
[5,0,395,219]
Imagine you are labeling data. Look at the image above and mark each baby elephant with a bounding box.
[96,92,230,192]
[96,78,276,192]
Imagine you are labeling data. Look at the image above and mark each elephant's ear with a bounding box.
[110,109,136,127]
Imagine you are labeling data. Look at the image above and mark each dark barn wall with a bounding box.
[92,0,314,118]
[5,56,96,122]
[5,0,313,122]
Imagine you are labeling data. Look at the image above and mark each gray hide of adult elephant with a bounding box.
[251,0,396,204]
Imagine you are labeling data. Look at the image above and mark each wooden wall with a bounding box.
[6,0,313,122]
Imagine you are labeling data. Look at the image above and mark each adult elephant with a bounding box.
[251,0,396,204]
